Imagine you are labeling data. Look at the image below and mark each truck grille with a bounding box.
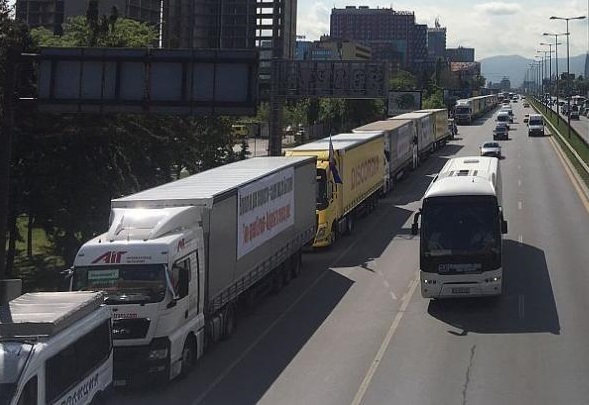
[112,318,150,340]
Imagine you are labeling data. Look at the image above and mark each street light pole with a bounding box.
[544,33,564,114]
[550,15,587,137]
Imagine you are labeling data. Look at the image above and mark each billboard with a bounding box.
[275,60,388,99]
[237,167,294,259]
[387,91,422,116]
[36,48,258,115]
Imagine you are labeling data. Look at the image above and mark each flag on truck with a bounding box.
[329,135,342,184]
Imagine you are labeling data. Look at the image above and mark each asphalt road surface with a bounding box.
[109,102,589,405]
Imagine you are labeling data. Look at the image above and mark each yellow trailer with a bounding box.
[285,132,385,247]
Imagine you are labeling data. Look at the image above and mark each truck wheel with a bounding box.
[344,215,354,235]
[329,223,338,246]
[291,254,302,278]
[222,306,236,340]
[179,335,196,378]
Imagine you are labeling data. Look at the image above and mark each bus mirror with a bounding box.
[501,220,508,234]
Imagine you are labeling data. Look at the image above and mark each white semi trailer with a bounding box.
[70,156,316,387]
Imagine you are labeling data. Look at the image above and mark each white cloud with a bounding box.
[475,2,522,16]
[297,2,331,40]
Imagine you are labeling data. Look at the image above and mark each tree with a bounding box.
[389,70,417,91]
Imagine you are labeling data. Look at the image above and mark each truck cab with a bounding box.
[71,206,206,387]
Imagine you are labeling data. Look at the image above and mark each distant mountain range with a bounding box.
[480,53,587,88]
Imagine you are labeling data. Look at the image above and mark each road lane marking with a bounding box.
[192,203,396,405]
[351,273,420,405]
[390,292,398,301]
[548,135,589,214]
[518,201,523,210]
[518,179,521,187]
[383,280,390,289]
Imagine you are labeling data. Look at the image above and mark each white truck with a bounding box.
[353,119,417,193]
[69,156,316,387]
[389,112,435,165]
[0,291,113,405]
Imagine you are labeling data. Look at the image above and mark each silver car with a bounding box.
[480,141,501,158]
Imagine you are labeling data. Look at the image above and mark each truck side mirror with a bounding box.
[411,211,421,235]
[501,220,508,234]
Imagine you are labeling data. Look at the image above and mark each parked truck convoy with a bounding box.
[69,156,316,386]
[454,95,499,125]
[286,132,385,247]
[0,291,113,405]
[388,111,436,164]
[353,119,417,193]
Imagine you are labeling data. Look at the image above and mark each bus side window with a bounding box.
[17,376,38,405]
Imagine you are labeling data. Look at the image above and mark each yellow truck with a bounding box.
[285,132,385,247]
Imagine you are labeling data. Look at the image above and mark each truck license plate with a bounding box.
[452,287,470,294]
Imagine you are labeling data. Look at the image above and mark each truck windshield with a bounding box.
[316,169,328,210]
[73,264,167,304]
[421,196,501,273]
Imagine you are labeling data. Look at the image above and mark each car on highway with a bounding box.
[570,106,580,120]
[523,101,530,108]
[480,141,501,158]
[499,106,514,122]
[496,111,511,128]
[524,113,530,123]
[528,114,545,136]
[493,122,509,140]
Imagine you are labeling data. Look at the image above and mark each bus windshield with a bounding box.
[421,196,501,272]
[455,106,470,114]
[73,264,167,304]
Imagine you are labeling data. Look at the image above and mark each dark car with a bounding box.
[493,123,509,140]
[570,106,580,120]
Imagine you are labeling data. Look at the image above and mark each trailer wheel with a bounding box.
[344,215,354,235]
[179,335,196,378]
[291,254,302,278]
[222,305,236,340]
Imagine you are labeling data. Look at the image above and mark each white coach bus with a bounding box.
[411,156,508,298]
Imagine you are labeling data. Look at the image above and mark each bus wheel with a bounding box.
[179,335,196,378]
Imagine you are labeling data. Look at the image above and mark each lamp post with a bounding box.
[543,33,565,114]
[550,15,586,137]
[540,42,559,116]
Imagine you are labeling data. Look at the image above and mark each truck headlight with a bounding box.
[148,348,169,360]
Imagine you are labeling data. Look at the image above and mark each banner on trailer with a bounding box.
[237,167,295,259]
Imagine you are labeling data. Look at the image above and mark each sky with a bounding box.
[297,0,589,64]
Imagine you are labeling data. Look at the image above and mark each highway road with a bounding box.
[108,102,589,405]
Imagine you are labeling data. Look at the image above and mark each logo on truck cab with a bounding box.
[92,251,127,264]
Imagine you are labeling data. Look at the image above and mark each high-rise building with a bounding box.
[330,6,426,71]
[427,25,446,60]
[16,0,161,35]
[446,47,475,62]
[163,0,257,49]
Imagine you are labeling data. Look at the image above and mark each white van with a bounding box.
[0,292,112,405]
[528,114,545,137]
[496,111,511,128]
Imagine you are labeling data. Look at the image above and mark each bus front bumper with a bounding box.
[421,272,503,298]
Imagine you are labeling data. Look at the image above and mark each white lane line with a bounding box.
[518,295,525,319]
[518,201,523,210]
[383,279,390,289]
[351,274,420,405]
[390,291,398,301]
[518,180,522,187]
